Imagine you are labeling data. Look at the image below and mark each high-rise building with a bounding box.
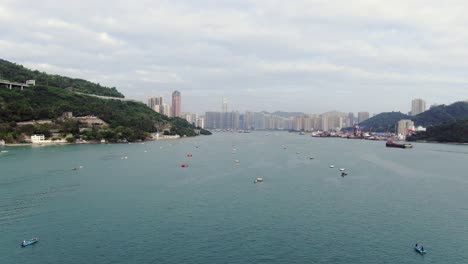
[196,117,204,129]
[160,104,171,117]
[147,96,163,112]
[171,90,181,117]
[358,112,370,123]
[347,112,355,127]
[397,119,415,139]
[222,97,228,113]
[411,98,426,116]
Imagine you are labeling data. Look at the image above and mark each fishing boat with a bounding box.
[21,238,38,247]
[414,245,426,254]
[386,141,413,149]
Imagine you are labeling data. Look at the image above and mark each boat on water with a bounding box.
[254,177,263,183]
[414,245,426,254]
[330,165,335,168]
[21,238,38,247]
[386,141,413,149]
[339,168,345,171]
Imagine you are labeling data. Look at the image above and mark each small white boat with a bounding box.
[339,168,345,171]
[330,165,335,168]
[254,177,263,183]
[234,160,240,163]
[0,150,8,153]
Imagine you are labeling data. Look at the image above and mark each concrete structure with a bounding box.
[76,116,107,129]
[397,119,415,140]
[26,80,36,86]
[172,90,181,117]
[358,112,370,123]
[0,79,31,90]
[411,98,426,116]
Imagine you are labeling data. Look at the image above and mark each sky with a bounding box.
[1,0,468,114]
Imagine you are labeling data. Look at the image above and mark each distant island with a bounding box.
[0,59,210,145]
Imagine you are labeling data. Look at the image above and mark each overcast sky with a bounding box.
[1,0,468,114]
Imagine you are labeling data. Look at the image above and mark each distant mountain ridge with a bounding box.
[0,59,124,98]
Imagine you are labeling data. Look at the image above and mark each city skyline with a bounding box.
[1,1,468,114]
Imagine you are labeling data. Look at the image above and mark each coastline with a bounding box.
[2,135,187,147]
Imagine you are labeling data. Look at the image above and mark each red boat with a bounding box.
[386,141,413,149]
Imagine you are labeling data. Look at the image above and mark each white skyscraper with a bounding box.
[147,96,163,112]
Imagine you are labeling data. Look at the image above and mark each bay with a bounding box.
[1,132,468,263]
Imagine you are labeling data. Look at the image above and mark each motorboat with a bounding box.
[254,177,263,183]
[329,165,335,168]
[339,168,345,171]
[414,245,426,254]
[21,237,38,247]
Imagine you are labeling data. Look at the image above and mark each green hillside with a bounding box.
[359,101,468,132]
[0,59,210,143]
[0,59,124,98]
[412,101,468,126]
[359,112,410,132]
[0,87,203,142]
[407,119,468,143]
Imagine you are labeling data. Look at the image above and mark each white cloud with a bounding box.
[1,0,468,113]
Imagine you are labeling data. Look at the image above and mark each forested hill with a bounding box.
[412,101,468,127]
[359,101,468,132]
[407,119,468,143]
[0,59,124,98]
[358,112,410,132]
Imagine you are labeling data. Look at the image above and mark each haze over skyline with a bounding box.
[1,0,468,114]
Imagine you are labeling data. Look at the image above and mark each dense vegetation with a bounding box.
[412,101,468,127]
[359,102,468,132]
[0,86,207,143]
[0,59,124,98]
[407,119,468,143]
[359,111,410,132]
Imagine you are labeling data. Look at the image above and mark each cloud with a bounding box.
[0,0,468,113]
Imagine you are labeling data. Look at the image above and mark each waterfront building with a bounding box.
[358,112,370,123]
[196,117,205,128]
[347,112,355,127]
[244,111,254,130]
[253,112,266,130]
[172,91,181,117]
[397,119,415,140]
[411,98,426,116]
[222,97,228,113]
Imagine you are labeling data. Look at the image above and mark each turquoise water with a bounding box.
[1,132,468,263]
